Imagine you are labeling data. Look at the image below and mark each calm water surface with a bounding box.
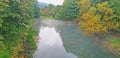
[33,20,118,58]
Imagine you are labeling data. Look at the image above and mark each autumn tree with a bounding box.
[75,0,91,22]
[79,7,102,35]
[77,0,91,16]
[77,0,119,39]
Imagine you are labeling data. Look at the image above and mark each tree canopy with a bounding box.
[55,0,80,21]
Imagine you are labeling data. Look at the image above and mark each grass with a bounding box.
[105,35,120,56]
[27,28,37,49]
[107,36,120,47]
[40,15,55,19]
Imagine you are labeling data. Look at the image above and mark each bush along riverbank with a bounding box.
[103,32,120,56]
[0,0,40,58]
[0,23,37,58]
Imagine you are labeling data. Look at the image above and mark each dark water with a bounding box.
[33,20,118,58]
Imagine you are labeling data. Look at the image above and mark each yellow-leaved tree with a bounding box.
[80,7,103,35]
[77,0,91,15]
[77,1,119,39]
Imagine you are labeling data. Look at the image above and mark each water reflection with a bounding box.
[33,27,77,58]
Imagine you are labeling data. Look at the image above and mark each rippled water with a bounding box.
[33,20,118,58]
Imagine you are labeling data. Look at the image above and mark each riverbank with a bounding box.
[40,16,55,19]
[0,19,38,58]
[93,31,120,56]
[33,19,118,58]
[103,33,120,56]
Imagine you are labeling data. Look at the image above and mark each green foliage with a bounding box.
[0,49,11,58]
[47,4,55,9]
[40,9,50,17]
[56,0,80,21]
[109,0,120,31]
[91,0,108,6]
[106,35,120,56]
[27,28,37,49]
[0,0,39,57]
[40,4,56,19]
[51,6,61,18]
[0,0,9,27]
[34,1,40,18]
[107,36,120,47]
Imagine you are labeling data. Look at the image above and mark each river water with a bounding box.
[33,20,118,58]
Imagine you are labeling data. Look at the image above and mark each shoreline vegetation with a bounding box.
[0,0,40,58]
[104,34,120,56]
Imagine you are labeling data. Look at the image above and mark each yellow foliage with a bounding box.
[16,0,21,3]
[77,1,118,35]
[11,41,24,58]
[80,13,102,34]
[77,0,91,15]
[97,2,108,12]
[82,14,90,20]
[3,0,9,3]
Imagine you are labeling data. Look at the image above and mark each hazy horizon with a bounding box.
[37,0,64,6]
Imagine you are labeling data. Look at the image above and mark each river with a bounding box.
[33,19,118,58]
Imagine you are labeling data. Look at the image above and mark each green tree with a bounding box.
[109,0,120,31]
[56,0,80,21]
[34,0,40,18]
[0,0,39,57]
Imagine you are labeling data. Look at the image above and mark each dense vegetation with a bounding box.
[40,4,57,19]
[56,0,120,37]
[0,0,40,58]
[55,0,80,21]
[54,0,120,55]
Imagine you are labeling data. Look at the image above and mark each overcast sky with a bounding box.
[37,0,64,6]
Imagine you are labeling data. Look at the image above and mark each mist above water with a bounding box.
[33,27,77,58]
